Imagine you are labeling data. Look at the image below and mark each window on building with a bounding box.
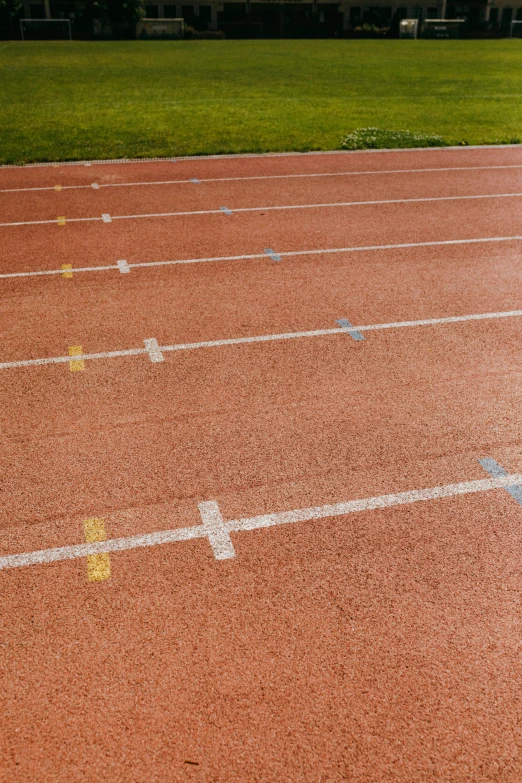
[516,7,522,19]
[182,4,195,22]
[501,6,513,27]
[145,5,159,17]
[426,7,437,18]
[349,6,361,22]
[164,5,177,16]
[489,7,498,22]
[199,5,212,24]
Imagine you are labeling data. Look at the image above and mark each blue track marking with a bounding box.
[336,318,365,341]
[479,457,522,505]
[220,206,233,215]
[263,248,282,263]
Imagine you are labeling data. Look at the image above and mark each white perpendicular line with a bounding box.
[3,164,522,193]
[1,472,522,572]
[198,500,236,560]
[3,192,522,227]
[144,337,164,363]
[1,309,521,371]
[2,235,522,281]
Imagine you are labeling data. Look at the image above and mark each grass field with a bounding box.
[0,40,521,164]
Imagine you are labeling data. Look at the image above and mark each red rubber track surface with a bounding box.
[1,147,522,783]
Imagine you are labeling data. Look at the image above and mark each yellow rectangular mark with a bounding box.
[84,518,111,582]
[57,216,66,226]
[68,345,84,372]
[54,185,62,192]
[61,263,73,279]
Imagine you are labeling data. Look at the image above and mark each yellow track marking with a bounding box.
[83,518,111,582]
[61,263,73,279]
[57,216,66,226]
[54,185,62,192]
[68,345,84,372]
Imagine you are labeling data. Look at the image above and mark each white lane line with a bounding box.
[0,309,520,372]
[0,263,119,279]
[3,192,522,228]
[1,472,521,572]
[2,164,522,194]
[224,474,522,535]
[0,347,145,370]
[117,259,130,274]
[2,234,522,281]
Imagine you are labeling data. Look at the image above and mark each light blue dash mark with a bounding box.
[264,248,282,263]
[479,457,522,506]
[220,206,233,215]
[191,178,200,184]
[336,318,365,341]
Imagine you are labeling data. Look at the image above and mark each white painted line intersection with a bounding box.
[1,471,521,572]
[0,310,521,372]
[144,337,165,363]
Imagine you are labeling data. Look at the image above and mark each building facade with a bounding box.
[21,0,522,36]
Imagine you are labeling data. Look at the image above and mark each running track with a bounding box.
[1,146,522,782]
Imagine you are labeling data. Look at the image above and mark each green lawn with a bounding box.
[0,39,521,164]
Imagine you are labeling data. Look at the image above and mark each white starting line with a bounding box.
[1,309,521,371]
[2,234,522,281]
[1,468,521,571]
[2,191,522,228]
[2,163,522,194]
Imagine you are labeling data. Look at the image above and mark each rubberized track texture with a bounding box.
[1,145,522,783]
